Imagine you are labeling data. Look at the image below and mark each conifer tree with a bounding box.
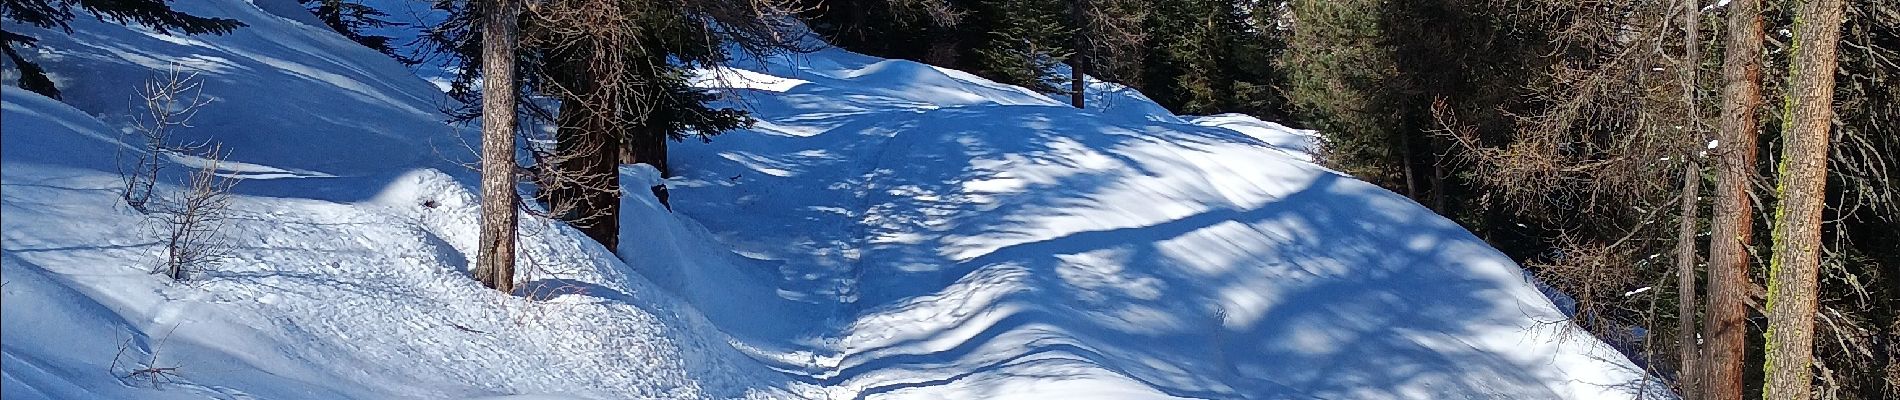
[301,0,417,65]
[968,0,1070,92]
[1673,0,1704,397]
[1,0,243,99]
[423,0,796,249]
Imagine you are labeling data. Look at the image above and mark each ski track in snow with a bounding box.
[3,1,1666,399]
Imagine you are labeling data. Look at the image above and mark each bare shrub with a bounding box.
[119,67,239,280]
[1528,237,1648,344]
[152,144,238,280]
[110,325,184,387]
[120,67,211,212]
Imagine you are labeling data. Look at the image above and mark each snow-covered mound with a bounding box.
[4,0,1662,399]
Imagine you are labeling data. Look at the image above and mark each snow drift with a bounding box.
[4,1,1663,399]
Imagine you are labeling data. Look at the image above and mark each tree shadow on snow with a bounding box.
[794,106,1654,399]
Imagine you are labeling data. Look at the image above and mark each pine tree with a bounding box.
[1067,0,1086,108]
[1158,0,1246,114]
[968,0,1070,93]
[1,0,243,99]
[793,0,961,66]
[1282,0,1404,186]
[423,0,795,249]
[301,0,417,65]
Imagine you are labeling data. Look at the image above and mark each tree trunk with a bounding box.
[1431,152,1447,212]
[474,0,521,293]
[1763,0,1842,397]
[1677,158,1704,398]
[1676,1,1702,397]
[551,91,622,251]
[1069,0,1088,109]
[1399,131,1419,200]
[622,123,669,211]
[621,123,670,177]
[1702,0,1766,396]
[619,55,673,178]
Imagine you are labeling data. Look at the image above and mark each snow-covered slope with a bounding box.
[662,49,1662,399]
[4,1,1662,399]
[2,1,795,398]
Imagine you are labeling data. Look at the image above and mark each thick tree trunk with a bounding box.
[1702,0,1766,396]
[1763,0,1842,397]
[1676,2,1702,397]
[619,55,673,178]
[474,0,521,293]
[539,42,624,251]
[621,123,670,177]
[552,92,622,251]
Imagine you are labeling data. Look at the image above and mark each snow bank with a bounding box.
[1185,113,1323,161]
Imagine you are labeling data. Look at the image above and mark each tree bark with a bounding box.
[474,0,522,293]
[1677,158,1704,399]
[622,122,670,174]
[1763,0,1843,397]
[552,89,622,251]
[1676,1,1702,397]
[1431,153,1447,212]
[1400,130,1419,200]
[619,55,673,178]
[1069,0,1088,109]
[1703,0,1765,396]
[539,40,625,251]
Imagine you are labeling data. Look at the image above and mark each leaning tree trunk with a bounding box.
[1763,0,1843,397]
[1675,0,1703,397]
[474,0,522,293]
[1703,0,1765,396]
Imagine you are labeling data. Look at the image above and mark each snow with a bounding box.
[4,1,1667,399]
[1183,113,1322,161]
[1702,0,1733,12]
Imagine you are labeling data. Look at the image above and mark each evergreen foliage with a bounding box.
[1,0,243,98]
[966,0,1070,93]
[301,0,417,65]
[799,0,1287,118]
[420,0,796,248]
